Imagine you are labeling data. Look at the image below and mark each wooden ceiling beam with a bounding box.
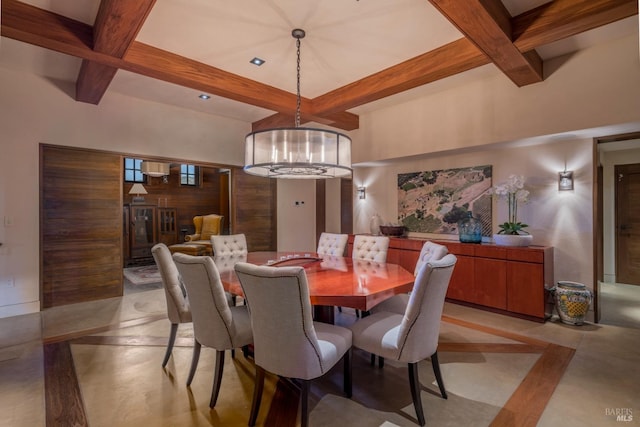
[251,111,360,132]
[0,1,309,116]
[2,0,636,131]
[307,0,635,118]
[76,0,156,104]
[428,0,542,87]
[311,38,489,117]
[512,0,638,52]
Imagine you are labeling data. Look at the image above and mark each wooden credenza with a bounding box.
[347,235,554,322]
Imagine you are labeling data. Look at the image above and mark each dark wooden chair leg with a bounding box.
[209,350,224,408]
[209,350,225,408]
[186,340,201,386]
[408,362,426,426]
[431,351,447,399]
[162,323,178,367]
[344,349,352,398]
[301,379,311,427]
[370,354,385,368]
[249,366,265,426]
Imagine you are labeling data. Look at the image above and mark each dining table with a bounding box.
[216,251,415,324]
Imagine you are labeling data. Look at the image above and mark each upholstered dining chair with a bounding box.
[348,254,457,426]
[172,253,253,408]
[211,233,248,262]
[371,241,448,315]
[351,234,390,262]
[316,232,348,257]
[234,262,353,427]
[151,243,192,368]
[346,234,390,316]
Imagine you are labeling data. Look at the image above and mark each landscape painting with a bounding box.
[398,165,493,236]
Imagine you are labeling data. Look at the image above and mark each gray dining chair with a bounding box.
[151,243,192,368]
[371,240,448,315]
[234,262,353,427]
[172,253,253,408]
[316,232,348,257]
[348,254,457,426]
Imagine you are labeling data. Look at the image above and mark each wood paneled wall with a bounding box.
[231,169,277,251]
[41,145,278,308]
[123,165,228,235]
[40,145,123,308]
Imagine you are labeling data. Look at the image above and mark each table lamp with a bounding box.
[129,183,148,203]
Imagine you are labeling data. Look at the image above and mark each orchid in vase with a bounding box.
[490,174,530,235]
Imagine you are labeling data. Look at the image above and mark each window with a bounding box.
[180,164,198,186]
[124,158,145,182]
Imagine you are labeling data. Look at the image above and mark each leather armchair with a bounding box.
[184,214,223,253]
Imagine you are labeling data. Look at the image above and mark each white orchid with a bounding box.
[490,175,529,235]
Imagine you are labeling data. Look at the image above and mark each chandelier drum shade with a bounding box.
[244,28,352,179]
[245,127,351,179]
[141,161,170,177]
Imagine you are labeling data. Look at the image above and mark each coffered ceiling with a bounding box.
[0,0,637,132]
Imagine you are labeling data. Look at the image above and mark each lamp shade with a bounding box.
[128,183,148,195]
[244,127,352,179]
[141,161,170,177]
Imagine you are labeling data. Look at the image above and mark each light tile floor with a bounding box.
[1,287,639,426]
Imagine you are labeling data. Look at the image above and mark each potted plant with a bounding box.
[489,174,533,246]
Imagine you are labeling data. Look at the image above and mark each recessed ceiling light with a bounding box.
[250,57,265,66]
[198,94,210,100]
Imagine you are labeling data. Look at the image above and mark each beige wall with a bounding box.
[1,31,639,318]
[347,32,640,302]
[353,138,594,289]
[0,67,249,318]
[352,34,640,164]
[276,180,317,252]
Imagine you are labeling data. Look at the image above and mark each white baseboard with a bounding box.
[0,301,40,319]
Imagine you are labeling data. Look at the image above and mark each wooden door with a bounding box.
[41,145,122,308]
[615,164,640,285]
[230,168,277,251]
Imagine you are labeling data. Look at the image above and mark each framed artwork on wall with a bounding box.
[398,165,493,236]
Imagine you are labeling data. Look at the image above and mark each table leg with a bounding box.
[313,305,335,324]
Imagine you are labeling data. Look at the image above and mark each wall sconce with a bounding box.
[357,186,366,200]
[558,171,574,191]
[129,183,148,203]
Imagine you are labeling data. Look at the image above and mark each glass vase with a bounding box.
[369,213,382,235]
[457,212,482,243]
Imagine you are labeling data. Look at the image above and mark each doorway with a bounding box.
[596,135,640,328]
[614,163,640,286]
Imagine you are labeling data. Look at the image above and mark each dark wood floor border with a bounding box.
[43,313,167,344]
[438,342,545,353]
[44,342,88,427]
[490,343,575,427]
[441,315,551,348]
[71,335,193,347]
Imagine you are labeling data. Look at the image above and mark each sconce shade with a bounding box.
[559,171,574,191]
[141,161,170,177]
